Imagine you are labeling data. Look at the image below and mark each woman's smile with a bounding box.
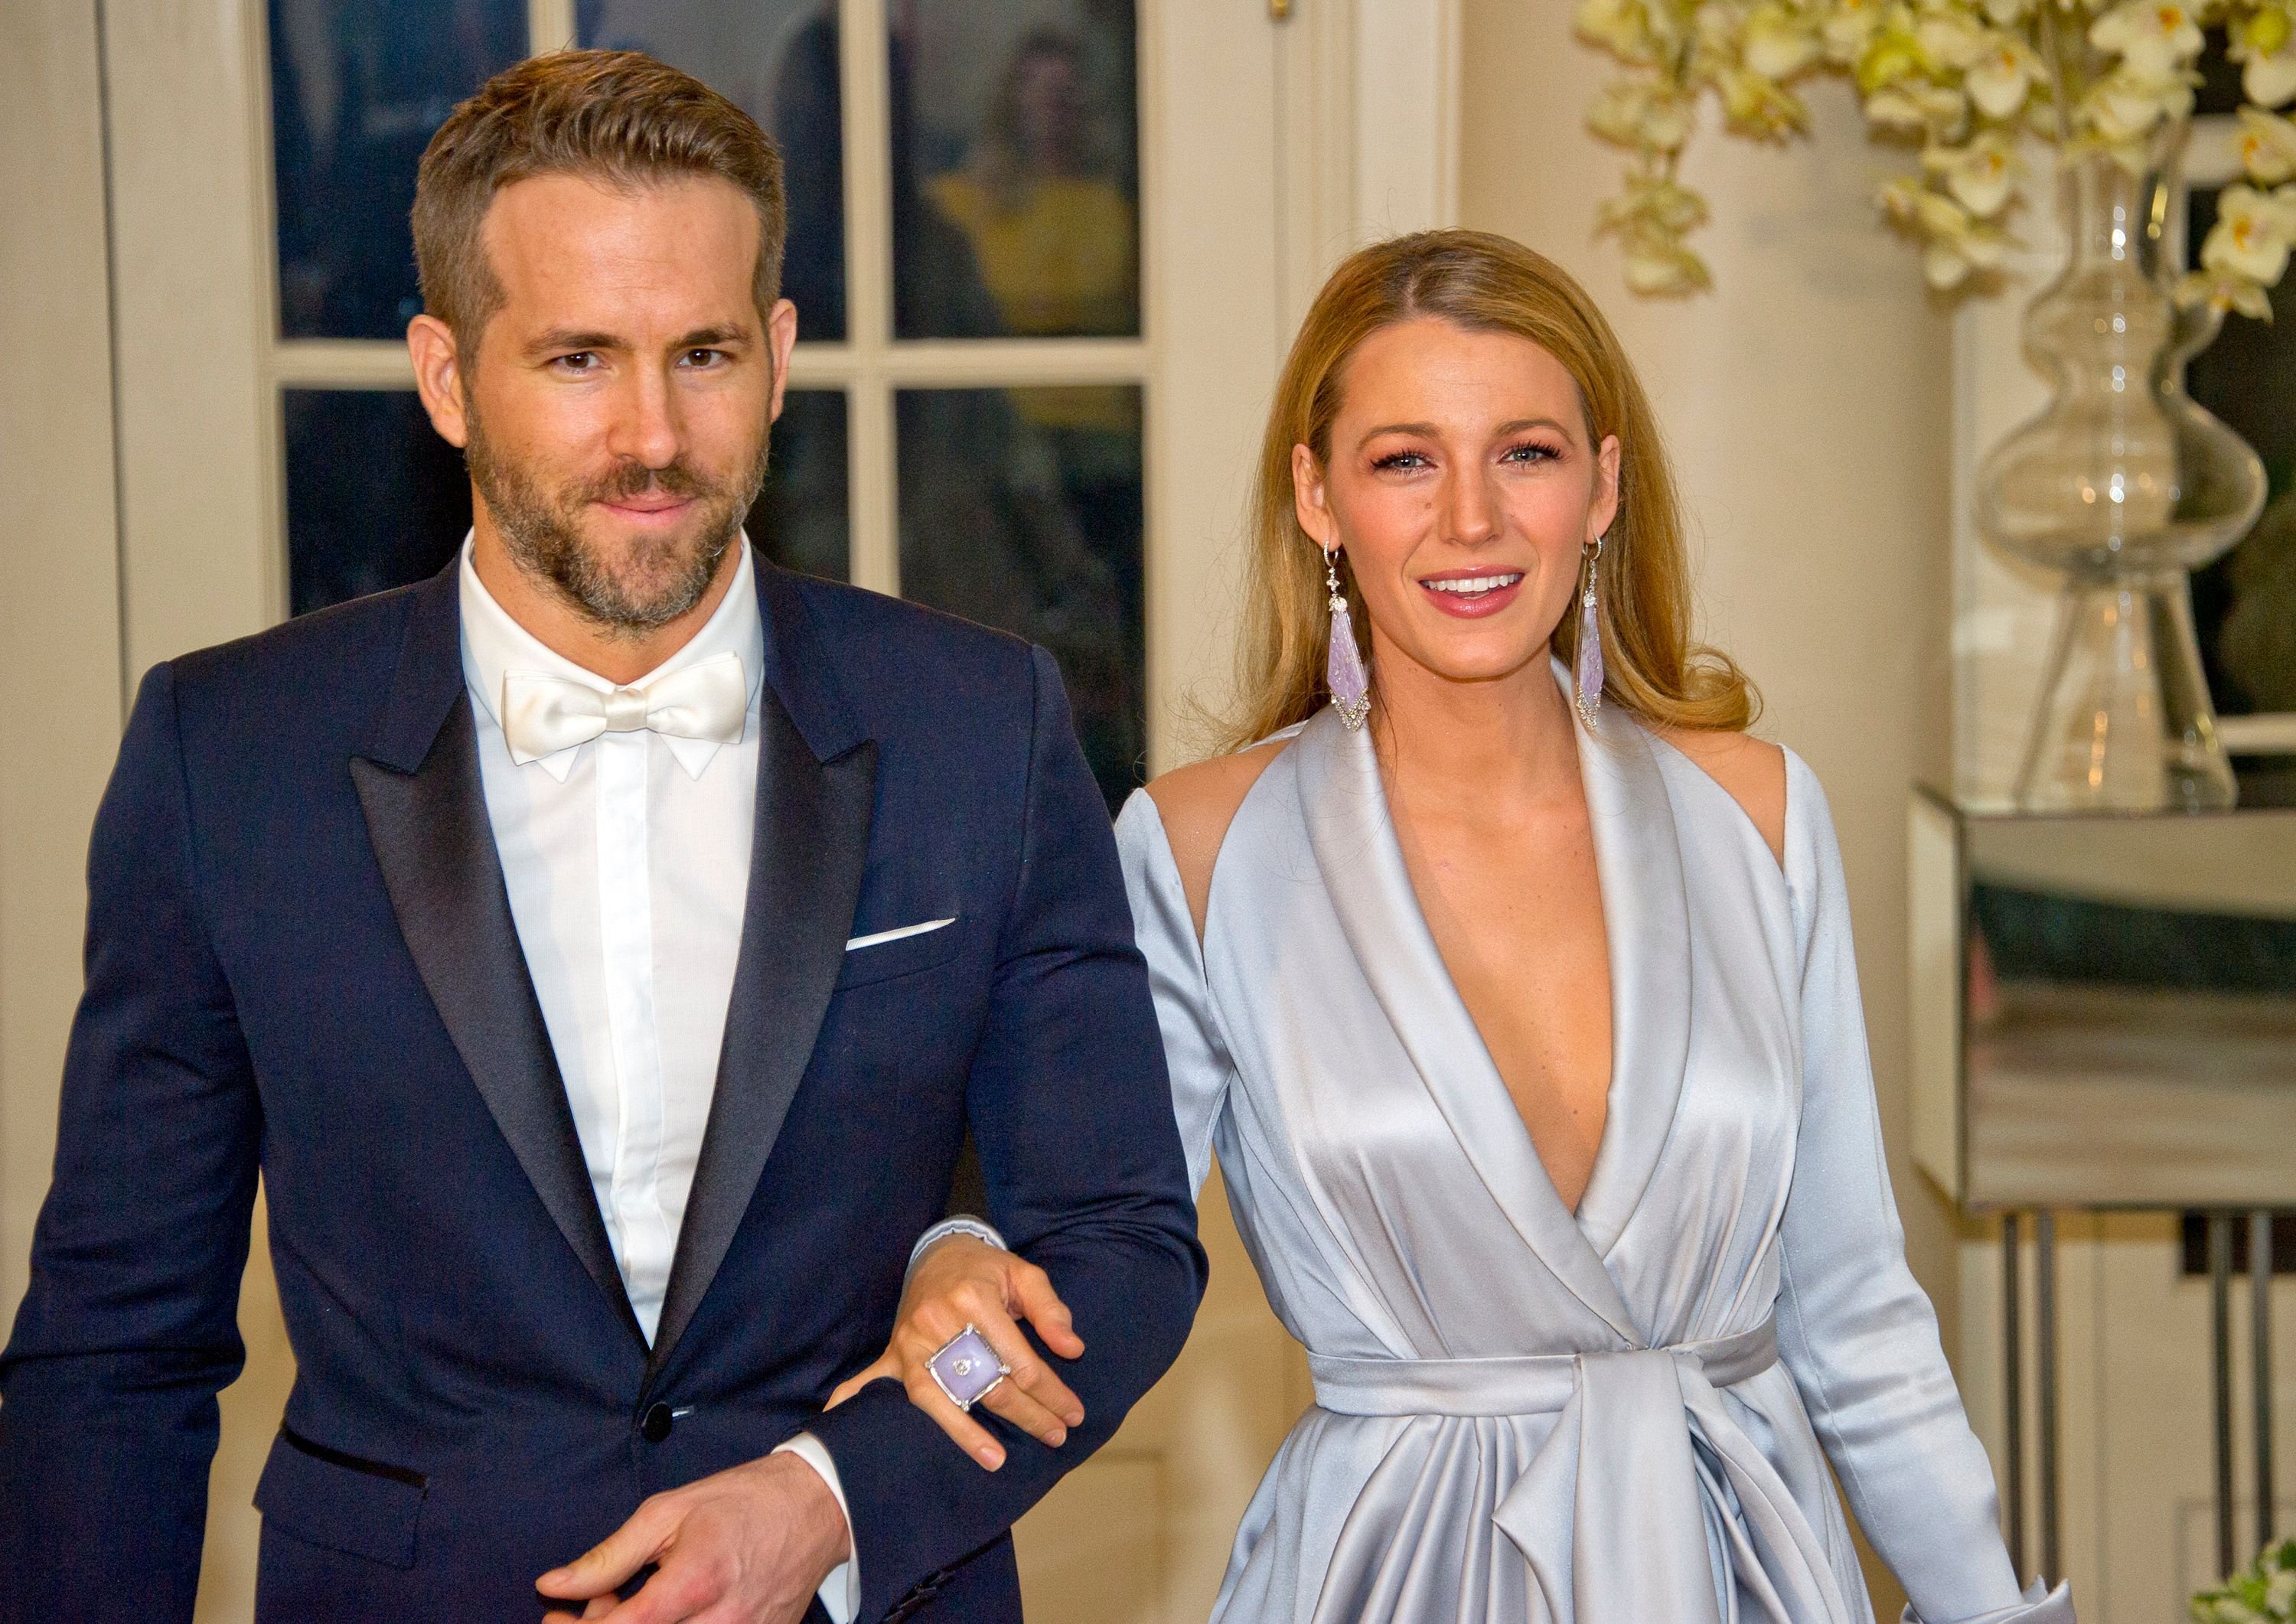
[1417,567,1526,618]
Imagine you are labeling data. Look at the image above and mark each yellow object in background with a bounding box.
[928,172,1141,435]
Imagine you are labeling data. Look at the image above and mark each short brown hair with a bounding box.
[413,50,787,351]
[1216,230,1755,752]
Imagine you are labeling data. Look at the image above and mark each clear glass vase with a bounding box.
[1975,134,2265,813]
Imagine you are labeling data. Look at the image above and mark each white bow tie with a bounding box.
[499,651,749,767]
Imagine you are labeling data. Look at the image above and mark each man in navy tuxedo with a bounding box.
[0,51,1202,1623]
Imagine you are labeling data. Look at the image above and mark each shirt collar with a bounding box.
[458,533,765,782]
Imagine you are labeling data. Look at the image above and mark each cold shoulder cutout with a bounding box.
[1652,725,1787,869]
[1144,732,1296,941]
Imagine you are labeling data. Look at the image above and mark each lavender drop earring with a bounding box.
[1574,534,1606,728]
[1323,547,1371,730]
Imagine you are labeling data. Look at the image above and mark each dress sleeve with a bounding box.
[1772,752,2074,1624]
[1114,791,1233,1202]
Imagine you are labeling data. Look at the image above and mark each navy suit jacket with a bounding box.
[0,558,1205,1622]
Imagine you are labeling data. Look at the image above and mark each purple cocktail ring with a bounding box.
[926,1323,1010,1412]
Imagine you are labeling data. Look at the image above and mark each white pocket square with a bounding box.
[843,918,956,952]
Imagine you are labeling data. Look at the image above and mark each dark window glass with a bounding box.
[285,389,471,614]
[576,1,847,341]
[269,0,527,339]
[749,390,849,580]
[895,386,1143,810]
[890,2,1140,341]
[2185,184,2296,804]
[287,388,842,613]
[2196,28,2244,118]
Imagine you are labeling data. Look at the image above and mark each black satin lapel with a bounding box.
[647,693,877,1377]
[351,697,645,1351]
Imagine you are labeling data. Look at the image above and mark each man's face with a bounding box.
[435,172,790,634]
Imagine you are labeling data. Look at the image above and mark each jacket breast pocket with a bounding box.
[254,1425,426,1569]
[837,917,964,991]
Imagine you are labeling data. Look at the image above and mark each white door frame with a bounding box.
[3,1,1460,1618]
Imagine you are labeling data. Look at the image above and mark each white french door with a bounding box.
[75,0,1351,1617]
[28,0,1466,1616]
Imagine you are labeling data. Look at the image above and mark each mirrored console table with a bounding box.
[1910,791,2296,1589]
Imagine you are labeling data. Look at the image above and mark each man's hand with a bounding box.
[536,1451,850,1624]
[826,1235,1084,1472]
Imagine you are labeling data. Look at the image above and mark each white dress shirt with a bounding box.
[458,538,857,1622]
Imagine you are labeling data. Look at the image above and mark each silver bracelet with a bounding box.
[905,1216,1008,1284]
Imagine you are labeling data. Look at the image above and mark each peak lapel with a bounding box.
[351,574,644,1351]
[648,569,876,1378]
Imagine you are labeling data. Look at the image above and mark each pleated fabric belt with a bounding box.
[1307,1318,1780,1417]
[1306,1316,1858,1624]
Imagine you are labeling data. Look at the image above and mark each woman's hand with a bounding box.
[827,1236,1085,1471]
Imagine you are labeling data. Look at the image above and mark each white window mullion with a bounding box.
[837,0,898,596]
[866,339,1146,388]
[275,341,418,390]
[529,0,577,54]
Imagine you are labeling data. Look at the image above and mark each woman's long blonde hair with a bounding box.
[1214,230,1756,754]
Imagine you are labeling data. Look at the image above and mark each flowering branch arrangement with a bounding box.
[2193,1538,2296,1622]
[1577,0,2296,315]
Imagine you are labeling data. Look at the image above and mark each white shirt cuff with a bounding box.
[773,1433,857,1624]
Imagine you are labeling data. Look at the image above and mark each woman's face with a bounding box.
[1293,317,1619,693]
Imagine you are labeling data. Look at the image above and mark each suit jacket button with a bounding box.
[641,1402,675,1443]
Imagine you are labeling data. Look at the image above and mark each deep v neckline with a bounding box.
[1381,719,1619,1221]
[1292,670,1694,1334]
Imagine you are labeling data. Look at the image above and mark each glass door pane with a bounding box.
[578,0,849,341]
[749,389,850,581]
[895,386,1143,809]
[891,2,1140,340]
[285,390,472,612]
[269,0,528,338]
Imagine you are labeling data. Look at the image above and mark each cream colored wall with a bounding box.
[1,0,125,1345]
[1458,5,1962,1614]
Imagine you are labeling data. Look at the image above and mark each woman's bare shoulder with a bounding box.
[1145,735,1296,940]
[1650,724,1787,869]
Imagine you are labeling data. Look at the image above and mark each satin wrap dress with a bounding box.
[1112,698,2075,1624]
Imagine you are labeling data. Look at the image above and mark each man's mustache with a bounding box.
[576,460,722,504]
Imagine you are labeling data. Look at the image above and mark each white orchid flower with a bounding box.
[1926,133,2018,216]
[1965,31,2044,118]
[1745,3,1825,77]
[1883,184,2011,289]
[1823,0,1889,59]
[1922,217,2011,288]
[2201,183,2296,285]
[2083,67,2196,147]
[2240,105,2296,183]
[1599,174,1711,234]
[1578,0,1658,61]
[1589,80,1697,152]
[1621,236,1714,295]
[1574,0,2296,314]
[2088,0,2205,80]
[2244,32,2296,108]
[1721,65,1808,134]
[2174,266,2276,321]
[1917,11,1989,68]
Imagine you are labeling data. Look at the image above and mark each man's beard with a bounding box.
[465,407,771,635]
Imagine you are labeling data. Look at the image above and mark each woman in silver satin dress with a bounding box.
[861,230,2074,1624]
